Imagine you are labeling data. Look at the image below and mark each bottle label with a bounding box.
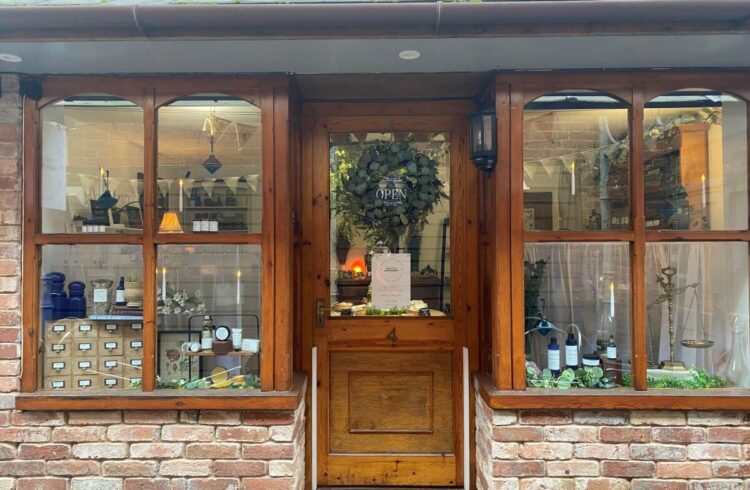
[116,290,126,303]
[565,346,578,366]
[607,346,617,360]
[201,338,213,350]
[93,289,108,303]
[548,350,560,371]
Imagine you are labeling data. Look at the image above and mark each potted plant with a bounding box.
[335,222,352,266]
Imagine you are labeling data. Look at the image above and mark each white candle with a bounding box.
[161,267,167,302]
[236,270,242,305]
[610,282,615,318]
[701,174,707,210]
[99,167,104,195]
[179,179,184,212]
[570,162,576,196]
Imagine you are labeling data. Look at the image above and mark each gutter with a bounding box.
[1,0,750,40]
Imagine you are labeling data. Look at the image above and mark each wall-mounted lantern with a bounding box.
[469,109,497,173]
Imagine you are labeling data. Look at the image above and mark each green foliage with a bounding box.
[526,366,616,390]
[365,307,407,316]
[523,259,547,324]
[621,369,726,389]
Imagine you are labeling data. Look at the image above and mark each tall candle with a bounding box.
[179,179,184,212]
[701,174,707,210]
[99,167,104,195]
[570,162,576,196]
[610,282,615,318]
[161,267,167,302]
[236,270,242,305]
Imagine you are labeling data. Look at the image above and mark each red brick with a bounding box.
[652,427,706,443]
[519,410,572,425]
[708,427,750,443]
[162,424,214,442]
[0,460,45,476]
[160,459,213,477]
[216,426,269,442]
[657,462,712,479]
[0,294,19,310]
[0,443,15,459]
[519,442,573,460]
[107,425,160,441]
[546,460,599,477]
[545,426,598,442]
[0,343,18,359]
[124,478,172,490]
[0,259,17,276]
[242,410,295,426]
[0,142,17,159]
[688,443,741,460]
[52,426,106,442]
[630,444,687,461]
[0,328,18,342]
[492,426,544,442]
[573,478,630,490]
[186,478,241,490]
[11,410,65,426]
[72,442,128,459]
[47,460,100,476]
[130,443,183,459]
[185,443,240,459]
[600,427,651,443]
[17,443,70,460]
[16,478,67,490]
[123,411,178,424]
[711,461,750,478]
[632,480,688,490]
[519,478,575,490]
[0,311,19,326]
[103,460,159,477]
[198,411,241,425]
[601,460,655,478]
[575,443,629,460]
[68,411,122,425]
[0,427,50,442]
[214,460,267,477]
[0,124,17,142]
[241,443,294,460]
[0,377,19,393]
[241,477,294,490]
[492,460,545,477]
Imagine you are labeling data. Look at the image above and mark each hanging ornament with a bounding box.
[224,176,241,195]
[202,112,222,174]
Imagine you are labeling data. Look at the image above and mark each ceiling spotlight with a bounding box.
[0,53,22,63]
[398,50,421,61]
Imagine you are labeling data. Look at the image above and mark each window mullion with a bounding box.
[142,90,157,392]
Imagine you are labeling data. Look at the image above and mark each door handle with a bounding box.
[316,299,326,328]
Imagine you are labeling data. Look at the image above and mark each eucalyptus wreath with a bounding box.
[335,140,446,249]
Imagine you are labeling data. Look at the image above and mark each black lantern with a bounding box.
[469,109,497,173]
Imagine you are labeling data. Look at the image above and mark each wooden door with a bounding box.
[307,105,473,487]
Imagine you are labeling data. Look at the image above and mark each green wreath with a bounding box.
[336,140,446,250]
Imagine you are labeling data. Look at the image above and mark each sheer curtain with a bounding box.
[525,242,631,368]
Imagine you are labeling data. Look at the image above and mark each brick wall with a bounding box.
[477,394,750,490]
[0,75,306,490]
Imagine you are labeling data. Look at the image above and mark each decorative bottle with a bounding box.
[115,276,126,306]
[726,317,750,388]
[565,333,579,368]
[606,335,617,360]
[547,337,560,376]
[201,315,214,351]
[67,281,87,318]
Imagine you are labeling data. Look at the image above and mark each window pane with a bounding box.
[329,132,451,317]
[41,95,144,234]
[646,242,749,388]
[523,91,630,231]
[524,243,631,388]
[157,94,262,234]
[644,90,748,230]
[156,244,262,390]
[39,245,143,391]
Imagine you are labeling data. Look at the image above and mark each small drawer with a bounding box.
[124,356,143,372]
[72,322,97,339]
[124,338,144,356]
[45,338,71,358]
[98,356,123,374]
[125,322,143,337]
[72,374,99,391]
[46,358,71,376]
[72,358,96,376]
[101,375,123,390]
[45,375,72,391]
[99,322,124,338]
[127,376,142,388]
[45,319,74,339]
[72,340,98,357]
[99,338,124,356]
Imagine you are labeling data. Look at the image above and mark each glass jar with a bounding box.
[90,278,114,316]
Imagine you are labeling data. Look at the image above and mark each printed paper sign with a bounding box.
[371,253,411,310]
[41,121,68,211]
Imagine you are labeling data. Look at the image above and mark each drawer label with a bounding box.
[104,342,118,351]
[78,379,92,388]
[78,360,92,370]
[51,361,66,371]
[51,380,66,389]
[51,344,65,352]
[130,359,142,368]
[105,324,118,332]
[78,343,92,351]
[78,324,92,333]
[130,323,143,330]
[104,378,118,387]
[52,324,66,333]
[104,360,118,369]
[130,341,143,349]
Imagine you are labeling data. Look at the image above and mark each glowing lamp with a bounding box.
[158,211,183,234]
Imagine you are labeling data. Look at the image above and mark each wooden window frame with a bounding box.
[483,70,750,409]
[18,76,300,410]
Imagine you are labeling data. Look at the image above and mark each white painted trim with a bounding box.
[312,346,318,490]
[463,346,470,490]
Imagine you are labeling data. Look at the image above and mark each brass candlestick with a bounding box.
[657,267,684,370]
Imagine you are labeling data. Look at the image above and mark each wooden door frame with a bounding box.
[299,100,480,487]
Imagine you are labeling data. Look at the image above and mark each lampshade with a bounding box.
[159,211,183,234]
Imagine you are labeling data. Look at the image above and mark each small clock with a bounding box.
[215,325,232,342]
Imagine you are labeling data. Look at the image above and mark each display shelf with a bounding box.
[89,314,144,320]
[185,350,258,357]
